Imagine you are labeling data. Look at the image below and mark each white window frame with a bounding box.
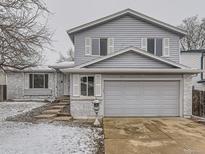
[162,38,170,57]
[147,38,165,56]
[91,38,108,56]
[29,73,48,89]
[80,75,95,96]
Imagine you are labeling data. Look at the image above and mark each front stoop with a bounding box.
[54,116,72,121]
[34,95,72,121]
[35,114,57,119]
[42,109,61,114]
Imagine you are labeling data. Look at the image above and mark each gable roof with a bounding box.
[87,51,175,69]
[73,47,188,69]
[67,9,186,39]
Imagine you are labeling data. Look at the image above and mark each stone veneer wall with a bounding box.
[70,99,103,119]
[7,72,24,99]
[7,72,57,100]
[183,74,193,117]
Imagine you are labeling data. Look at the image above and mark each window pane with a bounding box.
[156,39,163,56]
[147,38,155,54]
[100,39,107,56]
[34,74,44,88]
[45,74,48,88]
[92,39,100,55]
[81,77,87,96]
[29,74,33,88]
[88,77,94,96]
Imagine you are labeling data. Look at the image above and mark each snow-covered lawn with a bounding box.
[0,102,102,154]
[0,101,45,121]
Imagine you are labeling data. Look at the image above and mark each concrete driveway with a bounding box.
[103,118,205,154]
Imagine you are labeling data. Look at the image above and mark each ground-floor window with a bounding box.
[80,75,94,96]
[29,74,48,88]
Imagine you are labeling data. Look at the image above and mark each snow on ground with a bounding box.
[0,102,102,154]
[0,101,45,121]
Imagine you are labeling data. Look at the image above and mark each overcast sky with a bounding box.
[43,0,205,65]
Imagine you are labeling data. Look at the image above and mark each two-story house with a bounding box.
[60,9,199,118]
[4,9,200,118]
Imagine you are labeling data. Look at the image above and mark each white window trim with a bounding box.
[90,38,108,56]
[29,73,48,89]
[162,38,170,57]
[147,38,168,57]
[80,75,95,97]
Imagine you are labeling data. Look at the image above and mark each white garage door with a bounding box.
[104,81,180,117]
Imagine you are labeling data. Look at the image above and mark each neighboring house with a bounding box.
[181,50,205,90]
[59,9,199,119]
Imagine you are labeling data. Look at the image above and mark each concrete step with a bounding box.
[34,114,57,119]
[57,112,71,116]
[53,116,72,121]
[49,105,66,109]
[57,96,70,100]
[60,100,70,103]
[42,109,61,114]
[58,102,69,105]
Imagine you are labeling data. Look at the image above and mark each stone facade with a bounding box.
[6,72,64,101]
[7,72,24,100]
[70,99,103,119]
[183,74,193,117]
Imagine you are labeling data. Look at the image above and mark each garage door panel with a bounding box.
[104,80,179,117]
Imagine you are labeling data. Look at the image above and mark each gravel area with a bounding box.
[0,102,103,154]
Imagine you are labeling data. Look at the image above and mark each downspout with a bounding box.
[201,52,205,80]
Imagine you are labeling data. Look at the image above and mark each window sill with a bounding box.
[24,88,52,96]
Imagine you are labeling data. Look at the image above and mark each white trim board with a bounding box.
[61,68,201,74]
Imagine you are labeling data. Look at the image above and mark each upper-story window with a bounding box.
[92,38,107,56]
[85,37,114,56]
[147,38,163,56]
[141,38,170,57]
[29,74,48,89]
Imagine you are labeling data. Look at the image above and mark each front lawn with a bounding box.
[0,102,103,154]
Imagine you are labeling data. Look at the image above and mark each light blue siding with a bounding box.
[74,15,180,65]
[87,51,175,68]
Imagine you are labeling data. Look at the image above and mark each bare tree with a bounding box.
[0,0,51,70]
[57,48,74,63]
[179,15,205,51]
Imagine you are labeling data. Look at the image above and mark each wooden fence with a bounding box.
[0,85,7,102]
[192,90,205,117]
